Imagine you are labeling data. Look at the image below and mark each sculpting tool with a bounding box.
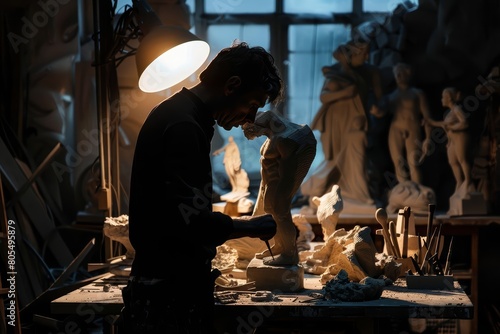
[411,255,424,275]
[375,208,397,256]
[389,220,401,258]
[402,206,411,258]
[434,219,443,255]
[426,203,436,249]
[444,236,454,275]
[417,233,422,265]
[420,226,437,274]
[263,239,275,260]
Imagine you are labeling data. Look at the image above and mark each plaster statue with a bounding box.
[426,87,486,215]
[429,88,471,192]
[302,40,382,209]
[243,110,316,266]
[311,184,343,241]
[213,135,249,194]
[375,63,433,184]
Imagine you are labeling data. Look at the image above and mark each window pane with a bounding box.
[287,24,350,175]
[285,0,352,14]
[207,24,271,189]
[364,0,418,12]
[205,0,274,14]
[186,0,195,13]
[207,25,270,56]
[288,24,350,118]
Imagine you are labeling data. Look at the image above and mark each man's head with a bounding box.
[199,42,283,130]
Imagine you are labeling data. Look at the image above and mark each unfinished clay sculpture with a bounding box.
[312,184,343,240]
[301,225,401,284]
[243,110,316,266]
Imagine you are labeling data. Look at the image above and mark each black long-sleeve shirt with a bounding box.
[128,88,233,282]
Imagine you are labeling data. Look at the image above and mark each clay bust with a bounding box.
[243,111,316,266]
[375,63,432,184]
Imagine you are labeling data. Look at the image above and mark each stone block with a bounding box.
[246,257,304,292]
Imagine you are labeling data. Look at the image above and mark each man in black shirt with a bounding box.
[118,42,283,333]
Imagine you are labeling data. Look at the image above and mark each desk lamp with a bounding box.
[92,0,209,257]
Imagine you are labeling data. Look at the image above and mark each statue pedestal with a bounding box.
[448,192,488,216]
[246,258,304,292]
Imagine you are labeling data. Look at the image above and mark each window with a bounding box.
[195,0,414,194]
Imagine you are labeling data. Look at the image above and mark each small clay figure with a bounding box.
[213,136,244,192]
[243,110,316,266]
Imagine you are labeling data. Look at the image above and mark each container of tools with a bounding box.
[406,274,454,290]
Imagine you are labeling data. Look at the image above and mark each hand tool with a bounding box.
[375,208,397,256]
[402,206,411,258]
[444,236,454,275]
[262,239,275,260]
[389,220,401,258]
[411,255,424,275]
[426,203,435,248]
[420,226,437,274]
[417,233,422,265]
[434,219,443,256]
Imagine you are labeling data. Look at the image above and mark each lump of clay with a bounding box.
[322,269,391,302]
[301,226,401,283]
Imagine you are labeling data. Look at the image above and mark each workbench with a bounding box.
[50,273,473,333]
[329,213,500,334]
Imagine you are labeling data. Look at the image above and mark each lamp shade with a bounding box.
[136,25,210,93]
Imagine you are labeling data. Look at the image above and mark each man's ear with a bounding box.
[224,76,242,95]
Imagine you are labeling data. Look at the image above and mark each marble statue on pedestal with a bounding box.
[302,40,382,214]
[372,63,436,214]
[426,87,487,215]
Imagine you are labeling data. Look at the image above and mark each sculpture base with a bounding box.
[447,192,488,216]
[246,257,304,292]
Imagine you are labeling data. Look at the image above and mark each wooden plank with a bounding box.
[0,137,72,266]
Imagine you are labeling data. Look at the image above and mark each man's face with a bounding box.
[215,89,269,131]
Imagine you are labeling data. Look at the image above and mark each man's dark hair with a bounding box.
[199,42,284,104]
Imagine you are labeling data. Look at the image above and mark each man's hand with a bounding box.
[229,214,277,240]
